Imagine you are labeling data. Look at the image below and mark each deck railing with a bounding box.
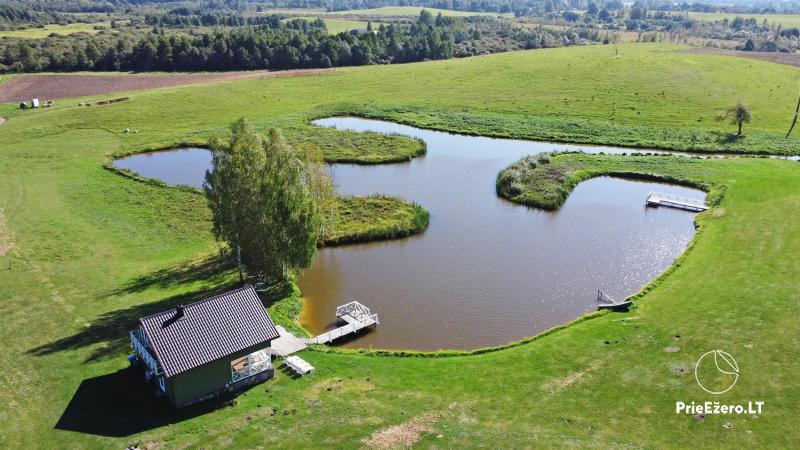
[231,349,272,383]
[130,329,161,376]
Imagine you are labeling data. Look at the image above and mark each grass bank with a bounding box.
[496,152,723,209]
[323,195,429,246]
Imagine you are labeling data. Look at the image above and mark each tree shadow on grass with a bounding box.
[28,279,239,364]
[26,253,245,363]
[711,131,743,144]
[109,253,235,296]
[55,366,251,437]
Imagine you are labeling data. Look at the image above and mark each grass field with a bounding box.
[330,6,513,18]
[1,43,799,448]
[0,21,112,39]
[282,17,370,34]
[688,11,800,28]
[321,17,371,33]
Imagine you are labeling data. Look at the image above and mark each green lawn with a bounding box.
[1,43,799,448]
[688,11,800,28]
[331,6,513,18]
[0,21,112,39]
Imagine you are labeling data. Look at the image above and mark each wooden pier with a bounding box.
[302,301,379,345]
[646,191,707,212]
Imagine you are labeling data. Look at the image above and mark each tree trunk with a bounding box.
[236,240,244,285]
[738,120,743,136]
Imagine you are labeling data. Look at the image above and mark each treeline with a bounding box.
[0,12,580,73]
[144,11,293,28]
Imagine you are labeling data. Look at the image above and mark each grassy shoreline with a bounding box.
[496,152,725,209]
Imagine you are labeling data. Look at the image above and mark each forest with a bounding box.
[0,12,581,72]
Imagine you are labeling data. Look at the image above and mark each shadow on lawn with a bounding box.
[55,366,247,437]
[110,253,235,295]
[27,287,236,362]
[27,255,239,363]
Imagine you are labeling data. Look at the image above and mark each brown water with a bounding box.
[113,117,705,351]
[298,118,704,351]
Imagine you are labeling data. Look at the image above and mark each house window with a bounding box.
[230,349,272,383]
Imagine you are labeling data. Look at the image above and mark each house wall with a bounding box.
[169,342,272,407]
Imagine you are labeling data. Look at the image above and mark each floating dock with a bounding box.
[646,191,707,212]
[302,301,379,345]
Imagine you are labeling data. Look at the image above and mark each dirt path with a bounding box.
[0,68,333,104]
[681,47,800,68]
[0,209,14,257]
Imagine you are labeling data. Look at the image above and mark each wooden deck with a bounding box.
[270,325,308,356]
[646,191,707,212]
[302,301,379,345]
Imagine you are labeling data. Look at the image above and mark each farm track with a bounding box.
[0,68,333,103]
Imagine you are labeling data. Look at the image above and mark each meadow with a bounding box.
[688,11,800,28]
[0,43,799,448]
[329,6,513,18]
[0,21,112,39]
[282,17,370,34]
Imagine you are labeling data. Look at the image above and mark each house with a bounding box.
[129,285,279,408]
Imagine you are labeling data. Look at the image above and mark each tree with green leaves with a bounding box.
[717,102,751,136]
[204,118,333,283]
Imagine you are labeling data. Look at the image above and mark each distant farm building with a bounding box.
[129,285,279,408]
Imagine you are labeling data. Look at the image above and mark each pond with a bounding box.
[115,117,705,351]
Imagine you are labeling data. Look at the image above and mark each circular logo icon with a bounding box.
[694,350,739,395]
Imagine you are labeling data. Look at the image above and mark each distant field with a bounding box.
[688,12,800,28]
[331,6,513,18]
[0,21,112,39]
[253,8,325,16]
[321,17,370,33]
[0,69,332,103]
[283,17,369,33]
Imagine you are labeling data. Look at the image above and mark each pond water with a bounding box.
[115,147,212,187]
[114,117,705,351]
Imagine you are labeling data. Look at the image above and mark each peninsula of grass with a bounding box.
[496,152,722,209]
[1,43,800,448]
[323,195,429,246]
[104,157,429,247]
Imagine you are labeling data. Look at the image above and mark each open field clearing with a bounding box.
[1,43,799,448]
[320,18,371,33]
[0,69,333,103]
[283,17,369,33]
[0,21,112,38]
[688,11,800,28]
[330,6,513,18]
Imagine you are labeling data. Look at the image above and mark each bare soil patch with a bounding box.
[0,209,15,256]
[682,48,800,68]
[362,404,460,449]
[362,413,438,449]
[540,360,603,393]
[0,68,333,104]
[0,117,5,125]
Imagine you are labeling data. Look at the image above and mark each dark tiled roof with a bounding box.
[139,285,279,378]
